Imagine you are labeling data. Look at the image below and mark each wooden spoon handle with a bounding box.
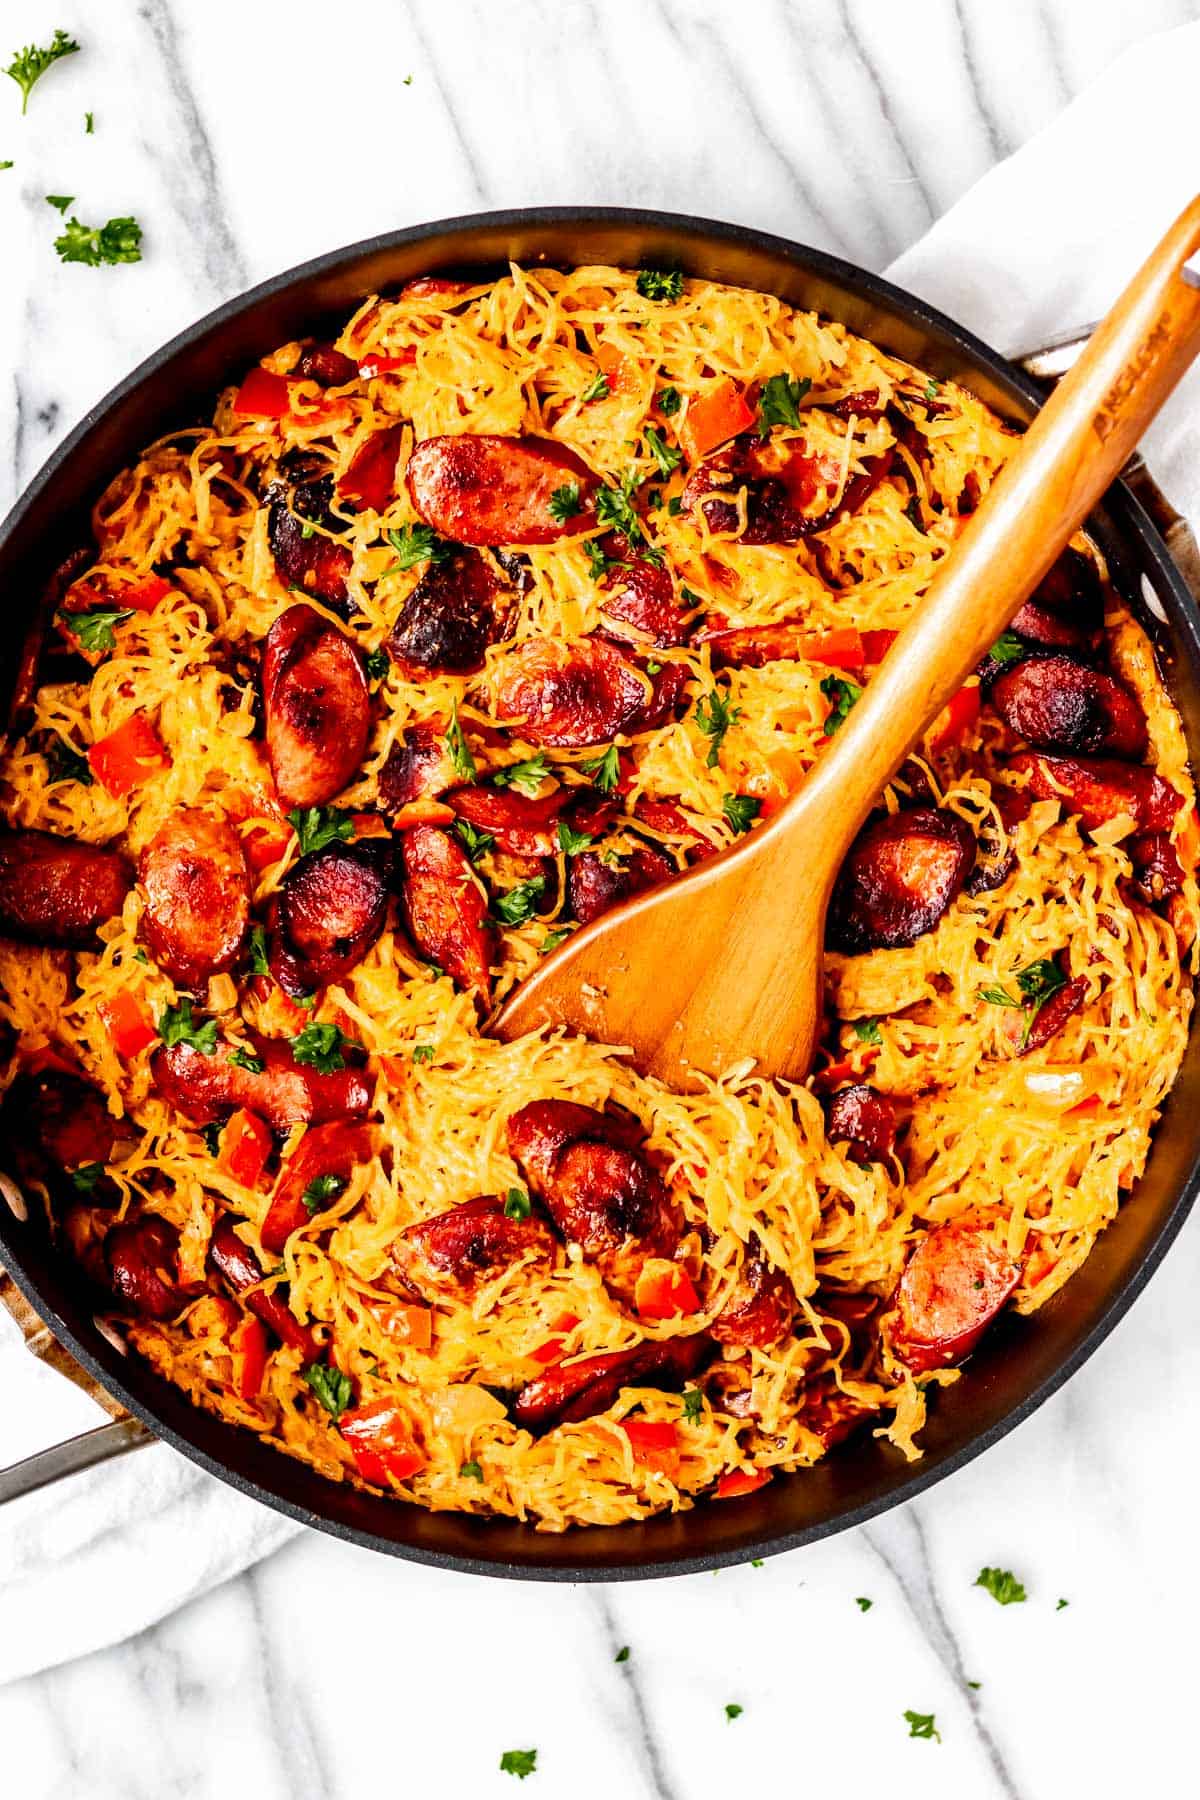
[777,194,1200,860]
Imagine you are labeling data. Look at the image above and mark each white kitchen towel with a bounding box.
[3,17,1200,1690]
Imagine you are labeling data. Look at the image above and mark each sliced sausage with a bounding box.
[965,788,1032,897]
[826,807,976,954]
[139,811,251,989]
[448,785,566,856]
[684,438,894,544]
[1020,975,1088,1055]
[512,1333,713,1431]
[1025,546,1104,627]
[408,434,599,546]
[208,1217,319,1359]
[1,1067,116,1188]
[378,720,456,813]
[0,829,132,948]
[261,604,371,810]
[387,549,515,678]
[632,658,691,731]
[490,636,648,747]
[825,1084,898,1163]
[260,1119,373,1253]
[337,423,404,513]
[296,343,357,386]
[267,474,351,608]
[1007,753,1182,834]
[700,621,808,669]
[1128,831,1186,906]
[567,843,675,924]
[601,557,693,648]
[889,1219,1020,1374]
[107,1216,192,1320]
[153,1034,371,1132]
[398,824,493,997]
[990,655,1146,759]
[269,840,392,996]
[711,1248,796,1349]
[797,1377,877,1450]
[394,1194,557,1300]
[507,1099,646,1190]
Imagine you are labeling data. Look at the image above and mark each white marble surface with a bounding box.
[4,0,1200,1794]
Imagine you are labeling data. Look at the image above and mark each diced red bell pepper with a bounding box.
[220,1108,273,1188]
[242,820,294,873]
[861,628,899,666]
[232,367,291,418]
[98,991,157,1060]
[1066,1094,1102,1118]
[595,341,641,397]
[337,423,405,513]
[635,1262,701,1321]
[680,378,756,462]
[622,1418,681,1478]
[121,575,172,612]
[714,1467,773,1500]
[230,1315,268,1400]
[530,1312,580,1363]
[928,683,981,751]
[378,1303,433,1349]
[358,350,417,379]
[340,1400,426,1485]
[88,713,170,797]
[1176,806,1200,873]
[811,1047,879,1094]
[805,627,865,677]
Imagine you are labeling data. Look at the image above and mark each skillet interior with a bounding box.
[1,207,1198,1579]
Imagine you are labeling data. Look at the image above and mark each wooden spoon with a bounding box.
[496,197,1200,1087]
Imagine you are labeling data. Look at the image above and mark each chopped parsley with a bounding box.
[248,924,270,977]
[228,1046,264,1073]
[852,1017,882,1045]
[584,537,618,583]
[302,1173,346,1214]
[556,820,594,856]
[757,373,812,434]
[291,1022,357,1073]
[70,1163,104,1193]
[5,29,79,113]
[504,1187,532,1220]
[54,213,143,268]
[980,958,1066,1048]
[1056,1597,1069,1611]
[595,468,647,546]
[580,744,621,793]
[695,686,741,768]
[46,193,74,214]
[499,1749,537,1781]
[492,752,550,797]
[681,1387,704,1424]
[364,646,390,682]
[975,1566,1027,1606]
[383,523,453,572]
[923,378,940,403]
[724,1703,743,1723]
[643,425,681,479]
[540,927,571,955]
[821,674,862,735]
[548,481,583,523]
[581,371,610,403]
[288,806,353,857]
[444,701,476,782]
[722,793,761,835]
[855,1596,873,1612]
[57,606,131,654]
[46,736,92,786]
[201,1123,223,1158]
[0,162,11,172]
[454,819,494,863]
[904,1710,940,1742]
[412,1044,435,1064]
[303,1361,353,1420]
[988,630,1025,666]
[750,1559,764,1569]
[493,875,546,927]
[614,1645,631,1663]
[84,109,94,133]
[158,999,217,1056]
[636,268,684,303]
[460,1459,484,1481]
[657,385,681,416]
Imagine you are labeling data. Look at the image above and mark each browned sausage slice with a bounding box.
[448,785,567,856]
[489,636,648,747]
[337,423,405,513]
[408,435,599,546]
[601,558,693,648]
[378,721,457,813]
[699,621,808,669]
[267,476,352,608]
[153,1034,371,1132]
[889,1220,1020,1374]
[208,1217,319,1359]
[1007,753,1182,833]
[512,1333,713,1431]
[394,1194,557,1300]
[507,1099,646,1192]
[0,829,132,948]
[269,840,392,996]
[398,824,493,997]
[1128,832,1186,906]
[1019,975,1089,1054]
[387,550,515,678]
[567,843,675,924]
[1,1067,116,1187]
[139,811,251,989]
[262,605,371,810]
[260,1120,373,1252]
[711,1249,796,1349]
[827,808,976,953]
[826,1084,898,1163]
[990,655,1146,759]
[296,343,357,386]
[107,1216,192,1319]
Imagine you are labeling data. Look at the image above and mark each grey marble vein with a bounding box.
[952,0,1012,162]
[591,1590,681,1800]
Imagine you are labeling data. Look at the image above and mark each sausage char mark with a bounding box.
[260,1120,373,1253]
[827,807,976,953]
[0,829,132,948]
[407,434,599,546]
[512,1332,713,1432]
[387,549,515,679]
[378,721,457,813]
[888,1219,1020,1374]
[394,1194,557,1300]
[567,843,675,924]
[490,636,648,747]
[153,1034,371,1132]
[296,343,357,386]
[139,811,251,989]
[398,824,493,997]
[269,839,392,996]
[261,604,371,810]
[266,472,352,609]
[990,655,1146,759]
